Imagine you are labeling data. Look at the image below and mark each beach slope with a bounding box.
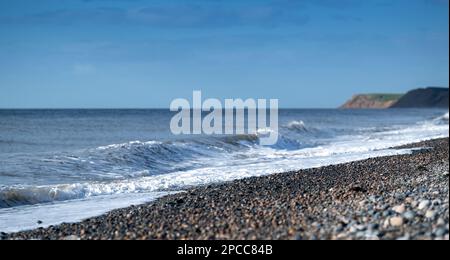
[2,138,449,240]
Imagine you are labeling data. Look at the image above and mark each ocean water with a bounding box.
[0,109,448,232]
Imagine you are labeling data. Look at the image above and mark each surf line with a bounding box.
[170,90,279,146]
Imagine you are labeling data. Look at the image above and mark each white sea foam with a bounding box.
[286,120,308,132]
[438,112,449,121]
[0,192,175,233]
[96,141,162,150]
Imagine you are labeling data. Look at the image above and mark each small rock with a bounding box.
[394,193,405,201]
[425,210,437,219]
[405,197,414,204]
[373,212,381,219]
[393,204,406,214]
[432,199,442,206]
[435,228,448,237]
[417,165,428,172]
[389,217,404,227]
[355,225,366,231]
[403,211,416,221]
[37,220,43,225]
[350,186,366,193]
[349,226,358,233]
[381,204,390,211]
[369,196,378,203]
[368,223,379,231]
[382,210,392,217]
[417,200,431,210]
[383,218,391,229]
[334,225,344,233]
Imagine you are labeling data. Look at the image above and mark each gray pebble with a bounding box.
[403,211,416,221]
[435,228,448,237]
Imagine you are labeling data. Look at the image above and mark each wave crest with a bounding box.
[433,112,449,125]
[286,120,309,132]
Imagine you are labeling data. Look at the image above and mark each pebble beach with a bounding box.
[2,138,449,240]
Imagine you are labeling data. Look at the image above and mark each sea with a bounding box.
[0,109,448,233]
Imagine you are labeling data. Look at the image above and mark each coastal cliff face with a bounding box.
[391,87,449,108]
[341,87,449,109]
[340,94,402,109]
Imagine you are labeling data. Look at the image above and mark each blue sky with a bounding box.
[0,0,448,108]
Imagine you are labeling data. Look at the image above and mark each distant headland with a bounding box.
[341,87,449,109]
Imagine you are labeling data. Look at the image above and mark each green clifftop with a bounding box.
[340,94,403,109]
[341,87,449,109]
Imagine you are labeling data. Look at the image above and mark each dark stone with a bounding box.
[417,165,428,172]
[350,186,366,193]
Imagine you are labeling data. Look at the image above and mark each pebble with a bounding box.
[417,200,431,210]
[359,200,367,207]
[435,228,448,237]
[432,199,442,206]
[382,210,392,217]
[369,196,378,203]
[395,193,406,200]
[437,218,446,226]
[425,210,437,219]
[389,217,404,227]
[403,211,416,221]
[368,223,379,231]
[334,225,344,233]
[393,204,406,214]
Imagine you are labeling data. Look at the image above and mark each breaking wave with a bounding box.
[434,112,449,124]
[286,120,309,132]
[0,113,448,210]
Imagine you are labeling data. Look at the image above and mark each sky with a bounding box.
[0,0,448,108]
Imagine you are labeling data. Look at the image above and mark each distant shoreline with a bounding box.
[3,138,448,240]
